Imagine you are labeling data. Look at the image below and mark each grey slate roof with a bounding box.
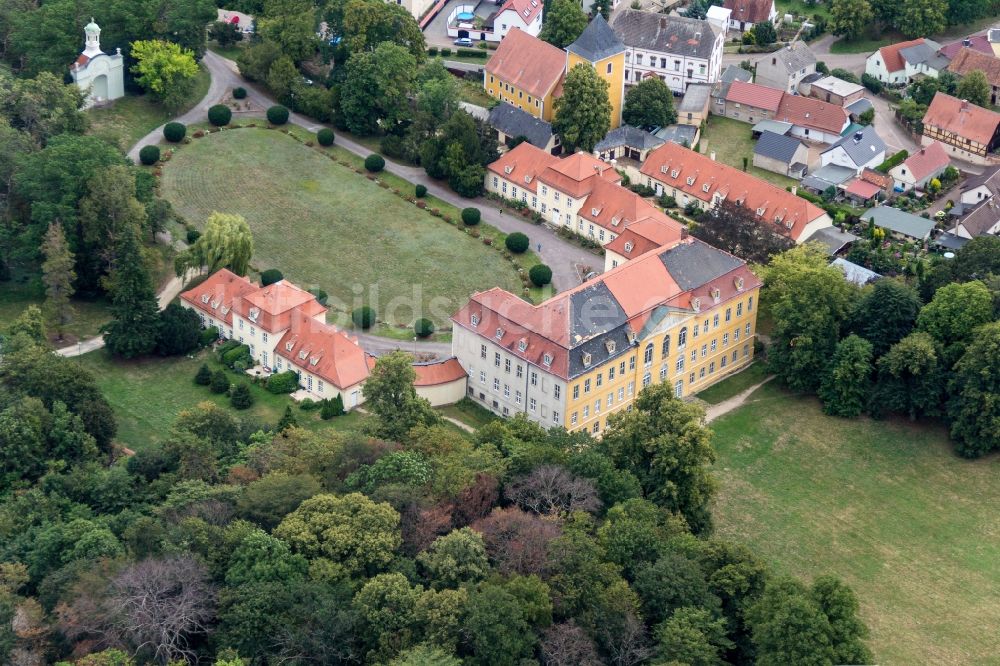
[611,10,719,60]
[822,125,886,167]
[807,226,859,254]
[594,124,665,152]
[961,163,1000,191]
[935,231,970,250]
[845,98,873,116]
[771,42,816,73]
[677,83,712,112]
[654,123,698,146]
[861,206,936,240]
[900,40,948,71]
[566,14,625,62]
[955,197,1000,237]
[488,102,554,150]
[716,64,752,98]
[752,119,793,135]
[754,130,804,163]
[830,258,881,285]
[659,241,743,290]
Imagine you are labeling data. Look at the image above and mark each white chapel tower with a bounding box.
[70,18,125,108]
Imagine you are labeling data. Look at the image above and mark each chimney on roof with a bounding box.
[854,131,863,142]
[961,99,969,111]
[710,151,716,161]
[791,185,797,196]
[660,16,666,31]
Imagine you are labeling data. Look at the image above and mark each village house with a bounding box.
[722,0,776,33]
[939,34,994,59]
[921,92,1000,163]
[593,125,665,163]
[639,141,832,242]
[947,48,1000,106]
[865,38,949,85]
[889,141,950,192]
[951,164,1000,239]
[484,28,565,122]
[451,237,761,434]
[447,0,543,43]
[804,75,866,107]
[773,92,851,144]
[677,83,713,125]
[611,10,725,94]
[861,206,936,242]
[566,14,627,129]
[755,42,817,94]
[722,80,783,124]
[820,125,887,175]
[753,130,809,179]
[487,102,559,153]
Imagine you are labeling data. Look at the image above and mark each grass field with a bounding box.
[695,361,768,404]
[0,280,111,342]
[87,65,211,153]
[776,0,831,21]
[78,348,366,452]
[158,128,523,328]
[438,398,498,430]
[710,381,1000,665]
[698,116,798,190]
[829,15,1000,54]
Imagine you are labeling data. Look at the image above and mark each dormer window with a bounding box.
[518,339,527,352]
[310,356,319,366]
[201,294,209,304]
[286,342,294,351]
[671,169,679,179]
[542,353,552,366]
[298,350,308,359]
[495,327,504,339]
[692,297,702,312]
[591,207,600,216]
[248,307,260,321]
[627,331,637,344]
[210,299,219,309]
[524,175,532,184]
[686,176,695,186]
[785,219,794,229]
[605,340,616,353]
[611,216,621,226]
[774,214,783,224]
[735,277,745,291]
[624,241,633,252]
[582,352,592,367]
[755,207,765,216]
[660,165,668,173]
[702,183,710,193]
[470,314,479,327]
[711,287,721,302]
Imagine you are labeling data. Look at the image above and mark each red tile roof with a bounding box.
[74,54,90,68]
[947,47,1000,88]
[604,217,685,259]
[725,80,783,112]
[180,269,258,326]
[577,178,685,235]
[640,142,827,241]
[275,311,370,389]
[844,179,882,200]
[860,167,892,189]
[775,94,849,134]
[896,141,950,182]
[939,35,993,59]
[876,39,926,74]
[923,92,1000,145]
[723,0,773,24]
[486,28,566,100]
[497,0,544,27]
[537,151,621,198]
[488,141,559,193]
[234,280,327,333]
[413,358,468,386]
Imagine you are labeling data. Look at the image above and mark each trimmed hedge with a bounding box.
[461,207,481,225]
[308,287,328,304]
[222,344,252,369]
[186,228,201,244]
[456,48,487,58]
[233,87,247,99]
[317,128,335,146]
[352,306,375,329]
[440,48,452,56]
[138,145,160,166]
[267,105,289,125]
[876,149,908,173]
[428,47,439,56]
[163,122,186,142]
[208,104,232,126]
[365,154,385,172]
[414,318,435,338]
[415,184,427,198]
[529,264,552,287]
[266,370,300,394]
[260,268,283,286]
[199,326,219,347]
[321,395,344,419]
[505,232,529,253]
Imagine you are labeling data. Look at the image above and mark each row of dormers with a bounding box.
[199,293,233,316]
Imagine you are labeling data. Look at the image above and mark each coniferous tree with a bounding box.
[194,364,212,385]
[230,383,254,410]
[210,370,230,394]
[277,405,298,431]
[41,222,75,341]
[104,228,160,359]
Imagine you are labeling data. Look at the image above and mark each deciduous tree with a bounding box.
[417,528,490,589]
[956,69,992,108]
[553,64,611,153]
[818,335,874,418]
[258,0,318,62]
[692,199,794,263]
[471,507,561,576]
[363,351,440,442]
[129,40,200,113]
[41,222,75,340]
[655,606,733,666]
[947,321,1000,458]
[176,212,254,276]
[811,576,872,666]
[850,278,921,356]
[748,578,835,666]
[504,465,600,515]
[341,0,426,59]
[830,0,874,41]
[540,0,588,48]
[895,0,946,38]
[340,43,417,135]
[461,583,537,665]
[622,76,676,129]
[916,280,994,366]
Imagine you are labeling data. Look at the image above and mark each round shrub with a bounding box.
[505,232,529,253]
[529,264,552,287]
[415,184,427,198]
[317,128,335,146]
[266,370,300,394]
[138,145,160,166]
[233,87,247,99]
[163,122,187,142]
[364,154,385,173]
[194,364,212,385]
[208,104,232,126]
[230,383,254,410]
[414,318,435,338]
[209,370,230,394]
[186,228,201,244]
[260,268,284,286]
[352,306,375,329]
[267,105,289,125]
[461,207,481,225]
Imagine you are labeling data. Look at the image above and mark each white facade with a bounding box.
[70,20,124,108]
[623,37,724,94]
[865,51,906,85]
[727,1,776,32]
[821,144,885,175]
[447,2,543,42]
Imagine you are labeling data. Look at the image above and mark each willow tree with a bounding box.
[176,212,254,276]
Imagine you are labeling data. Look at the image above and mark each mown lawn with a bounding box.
[695,361,768,405]
[0,279,111,342]
[829,15,1000,54]
[710,381,1000,665]
[158,128,524,327]
[698,116,798,190]
[438,398,498,430]
[87,65,211,153]
[78,348,366,452]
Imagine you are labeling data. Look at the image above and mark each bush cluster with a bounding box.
[267,105,290,125]
[414,318,435,338]
[352,306,376,329]
[364,154,385,172]
[456,48,487,59]
[138,145,160,166]
[163,122,186,143]
[222,344,253,370]
[504,232,529,253]
[199,327,220,347]
[208,104,232,126]
[461,207,481,225]
[321,394,345,419]
[529,264,552,287]
[260,268,284,286]
[415,184,427,198]
[317,128,335,146]
[266,371,300,394]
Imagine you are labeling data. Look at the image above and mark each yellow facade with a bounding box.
[561,287,760,435]
[484,73,558,122]
[566,50,625,129]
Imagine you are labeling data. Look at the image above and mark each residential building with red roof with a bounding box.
[485,141,560,207]
[180,269,259,339]
[722,0,776,32]
[922,92,1000,163]
[865,38,949,85]
[413,358,469,406]
[639,142,832,242]
[451,237,761,434]
[723,80,849,143]
[948,48,1000,106]
[485,28,566,121]
[721,80,783,124]
[939,34,994,59]
[447,0,544,43]
[889,141,951,192]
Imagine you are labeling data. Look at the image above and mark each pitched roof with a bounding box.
[537,150,621,198]
[775,94,849,134]
[577,177,686,237]
[922,92,1000,145]
[640,142,828,241]
[861,206,936,240]
[948,47,1000,87]
[488,102,554,149]
[180,268,258,326]
[962,162,1000,191]
[830,258,881,285]
[768,41,817,73]
[594,124,665,152]
[899,40,948,70]
[940,34,994,58]
[610,10,720,60]
[808,226,859,255]
[846,98,873,115]
[860,167,892,189]
[843,178,882,200]
[486,28,566,99]
[716,64,753,98]
[722,0,773,24]
[725,80,783,112]
[810,75,864,98]
[233,280,326,334]
[496,0,544,27]
[821,125,886,166]
[566,14,624,62]
[678,83,712,112]
[275,311,370,389]
[654,123,699,145]
[894,141,950,182]
[875,39,926,73]
[604,217,684,259]
[487,141,559,193]
[754,130,804,163]
[413,358,467,386]
[955,197,1000,237]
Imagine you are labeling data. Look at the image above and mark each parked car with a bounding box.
[454,37,473,47]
